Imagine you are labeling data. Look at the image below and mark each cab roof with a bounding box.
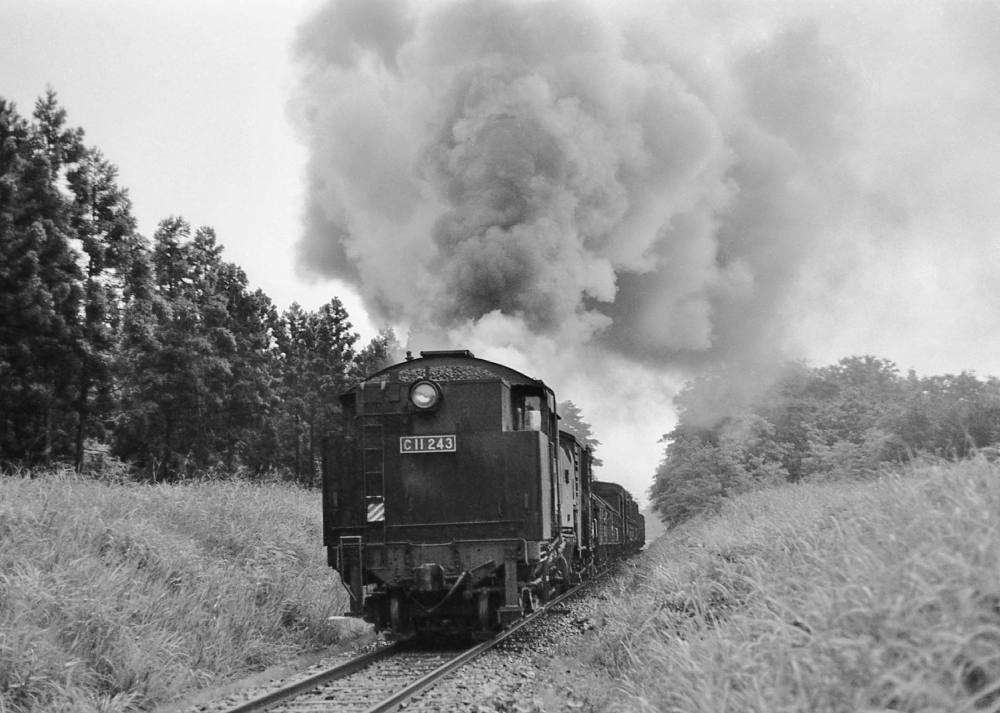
[364,350,549,390]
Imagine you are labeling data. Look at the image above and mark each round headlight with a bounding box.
[410,381,441,410]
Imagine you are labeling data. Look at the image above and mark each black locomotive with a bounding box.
[322,350,644,638]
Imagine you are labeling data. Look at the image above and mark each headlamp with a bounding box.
[410,381,441,410]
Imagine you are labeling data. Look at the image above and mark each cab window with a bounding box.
[518,394,542,431]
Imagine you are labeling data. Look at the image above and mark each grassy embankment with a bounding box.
[5,459,999,713]
[576,457,1000,712]
[0,470,366,713]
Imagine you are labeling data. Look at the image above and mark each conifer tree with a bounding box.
[0,94,85,463]
[276,299,358,484]
[557,400,603,467]
[354,327,404,379]
[66,147,140,469]
[214,261,282,473]
[115,219,235,479]
[275,302,310,480]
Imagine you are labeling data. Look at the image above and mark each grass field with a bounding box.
[4,458,999,712]
[579,457,1000,712]
[0,470,364,713]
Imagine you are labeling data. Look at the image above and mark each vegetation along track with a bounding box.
[220,579,596,713]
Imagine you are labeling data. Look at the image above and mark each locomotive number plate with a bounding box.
[400,435,457,453]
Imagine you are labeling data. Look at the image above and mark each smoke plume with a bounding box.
[291,0,1000,498]
[290,0,1000,403]
[294,1,798,359]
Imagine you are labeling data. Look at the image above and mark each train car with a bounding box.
[322,349,643,639]
[591,481,645,560]
[556,429,592,577]
[589,490,620,565]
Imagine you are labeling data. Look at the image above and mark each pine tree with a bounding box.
[214,261,282,474]
[115,219,234,479]
[66,147,140,470]
[275,302,310,480]
[557,400,603,467]
[354,327,404,379]
[306,298,358,484]
[276,299,358,485]
[0,93,85,464]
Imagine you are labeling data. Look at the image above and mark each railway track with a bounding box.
[221,581,591,713]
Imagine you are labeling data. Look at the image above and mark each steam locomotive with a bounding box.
[322,350,644,638]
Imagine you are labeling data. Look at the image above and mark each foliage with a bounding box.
[354,327,404,380]
[0,89,406,481]
[586,457,1000,712]
[0,469,366,713]
[557,400,603,467]
[0,92,85,463]
[66,144,141,470]
[274,298,359,485]
[651,356,1000,528]
[114,219,242,479]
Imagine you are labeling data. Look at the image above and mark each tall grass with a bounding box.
[0,469,362,713]
[587,457,1000,712]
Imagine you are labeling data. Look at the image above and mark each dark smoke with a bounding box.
[290,0,1000,501]
[290,0,1000,375]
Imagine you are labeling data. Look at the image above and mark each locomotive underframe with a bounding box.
[334,534,578,638]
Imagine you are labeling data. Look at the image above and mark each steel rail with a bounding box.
[220,571,604,713]
[220,644,398,713]
[362,579,593,713]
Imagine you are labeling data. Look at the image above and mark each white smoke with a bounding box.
[292,0,761,359]
[290,0,1000,496]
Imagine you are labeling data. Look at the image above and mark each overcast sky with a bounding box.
[3,0,1000,504]
[0,0,356,321]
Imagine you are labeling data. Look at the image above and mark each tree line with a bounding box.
[650,355,1000,528]
[1,90,402,481]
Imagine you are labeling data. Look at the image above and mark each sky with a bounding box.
[0,0,354,324]
[3,0,1000,506]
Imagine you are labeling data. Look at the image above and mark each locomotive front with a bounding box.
[322,350,572,638]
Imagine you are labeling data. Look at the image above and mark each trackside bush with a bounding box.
[0,470,362,713]
[586,457,1000,712]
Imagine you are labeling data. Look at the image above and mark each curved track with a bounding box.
[221,582,591,713]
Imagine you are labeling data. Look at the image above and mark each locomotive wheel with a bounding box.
[539,564,552,604]
[348,566,364,615]
[389,591,403,633]
[523,587,542,613]
[523,562,550,613]
[476,591,490,630]
[554,555,570,594]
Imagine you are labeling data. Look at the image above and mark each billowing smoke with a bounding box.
[291,0,1000,365]
[290,0,1000,494]
[290,0,853,363]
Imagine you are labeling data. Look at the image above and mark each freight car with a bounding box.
[591,480,646,564]
[322,350,644,639]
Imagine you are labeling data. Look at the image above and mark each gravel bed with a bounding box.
[153,631,388,713]
[406,581,618,713]
[156,578,619,713]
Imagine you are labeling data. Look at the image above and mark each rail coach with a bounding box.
[322,350,644,639]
